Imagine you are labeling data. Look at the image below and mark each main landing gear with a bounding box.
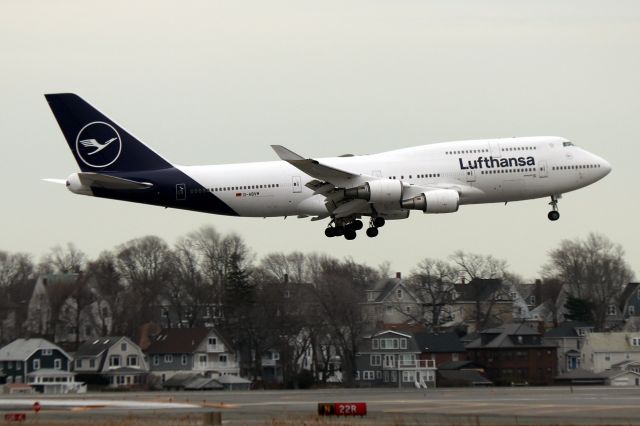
[548,195,560,221]
[324,217,385,240]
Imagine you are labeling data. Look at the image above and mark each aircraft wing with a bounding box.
[271,145,371,188]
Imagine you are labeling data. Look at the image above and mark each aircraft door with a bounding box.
[292,176,302,193]
[465,170,476,183]
[539,161,548,178]
[489,142,502,157]
[176,184,186,200]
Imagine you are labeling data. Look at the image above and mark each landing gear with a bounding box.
[366,227,379,238]
[325,218,363,239]
[548,195,560,221]
[373,217,385,228]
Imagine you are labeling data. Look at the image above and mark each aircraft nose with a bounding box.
[593,154,611,177]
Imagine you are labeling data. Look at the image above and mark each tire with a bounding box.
[548,211,560,221]
[373,217,385,228]
[366,227,379,238]
[344,230,357,240]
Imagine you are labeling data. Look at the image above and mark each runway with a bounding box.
[1,387,639,424]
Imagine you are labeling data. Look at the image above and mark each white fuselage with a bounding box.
[176,136,610,218]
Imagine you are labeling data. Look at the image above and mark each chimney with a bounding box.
[396,272,401,279]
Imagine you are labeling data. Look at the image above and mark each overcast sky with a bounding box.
[1,1,638,280]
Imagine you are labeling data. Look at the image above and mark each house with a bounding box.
[451,279,516,333]
[74,336,148,388]
[580,332,640,373]
[0,338,84,394]
[145,328,240,383]
[466,322,557,385]
[413,331,466,367]
[617,283,640,323]
[23,274,112,344]
[354,330,436,388]
[437,360,492,387]
[361,273,424,328]
[544,321,594,374]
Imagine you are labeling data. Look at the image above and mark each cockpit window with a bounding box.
[563,141,574,147]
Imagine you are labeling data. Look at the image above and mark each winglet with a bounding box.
[271,145,305,161]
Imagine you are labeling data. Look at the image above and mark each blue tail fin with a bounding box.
[45,93,172,173]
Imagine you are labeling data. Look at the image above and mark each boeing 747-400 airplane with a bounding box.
[45,94,611,240]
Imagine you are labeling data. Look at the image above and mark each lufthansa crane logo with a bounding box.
[75,121,122,168]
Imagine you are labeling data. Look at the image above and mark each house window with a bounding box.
[608,304,617,315]
[400,339,407,349]
[367,293,375,301]
[632,337,640,347]
[153,356,160,366]
[376,370,382,379]
[75,359,82,369]
[402,370,416,382]
[372,339,379,350]
[629,306,636,316]
[33,359,40,370]
[405,306,411,314]
[396,289,403,299]
[127,356,138,366]
[121,342,128,351]
[370,354,381,366]
[355,370,360,380]
[42,349,52,356]
[181,355,188,365]
[54,359,62,370]
[393,339,399,349]
[164,354,173,363]
[89,359,96,368]
[452,353,459,362]
[380,339,386,349]
[109,356,121,367]
[605,353,611,361]
[199,355,207,367]
[208,337,217,347]
[529,295,536,305]
[362,371,374,380]
[219,355,228,364]
[16,362,21,371]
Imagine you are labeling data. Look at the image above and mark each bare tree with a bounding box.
[450,251,511,331]
[405,258,458,330]
[86,252,123,335]
[41,243,86,274]
[115,236,173,335]
[544,233,634,330]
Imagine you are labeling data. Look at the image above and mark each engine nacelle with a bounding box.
[344,180,403,203]
[401,189,459,213]
[66,173,93,196]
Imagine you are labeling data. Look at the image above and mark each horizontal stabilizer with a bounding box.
[77,172,153,190]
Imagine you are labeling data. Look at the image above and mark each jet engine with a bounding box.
[401,189,459,213]
[344,180,403,203]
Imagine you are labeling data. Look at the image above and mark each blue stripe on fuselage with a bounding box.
[90,167,239,216]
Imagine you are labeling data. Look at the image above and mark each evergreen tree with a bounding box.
[564,295,594,323]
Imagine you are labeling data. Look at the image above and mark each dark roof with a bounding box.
[437,370,492,386]
[544,321,594,338]
[371,278,401,302]
[75,337,127,357]
[555,368,606,381]
[454,278,505,302]
[467,323,552,349]
[619,283,640,309]
[413,332,465,353]
[146,328,211,354]
[438,361,481,370]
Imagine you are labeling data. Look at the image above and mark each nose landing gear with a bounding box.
[548,195,560,221]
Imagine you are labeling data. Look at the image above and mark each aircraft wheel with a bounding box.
[353,220,364,230]
[325,227,336,238]
[366,227,379,238]
[334,226,345,236]
[373,217,385,228]
[344,230,357,240]
[548,211,560,221]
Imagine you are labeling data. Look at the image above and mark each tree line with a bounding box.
[0,229,634,387]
